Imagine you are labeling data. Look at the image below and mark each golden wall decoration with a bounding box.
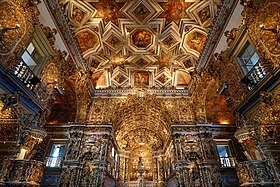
[0,0,39,69]
[0,1,26,55]
[0,102,17,119]
[248,0,280,66]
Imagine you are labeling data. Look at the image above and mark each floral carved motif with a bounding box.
[247,0,280,66]
[0,0,39,69]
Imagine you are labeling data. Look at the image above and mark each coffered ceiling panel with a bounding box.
[120,0,164,25]
[59,0,222,93]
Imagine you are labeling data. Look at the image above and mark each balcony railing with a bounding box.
[236,160,278,186]
[0,159,44,186]
[241,58,272,91]
[46,156,63,167]
[219,156,236,168]
[12,59,40,92]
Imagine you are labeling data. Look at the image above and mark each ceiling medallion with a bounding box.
[128,28,156,53]
[134,71,150,88]
[105,35,123,51]
[75,28,101,54]
[182,29,207,57]
[68,0,97,27]
[131,30,153,48]
[113,74,127,85]
[135,58,150,68]
[103,22,125,54]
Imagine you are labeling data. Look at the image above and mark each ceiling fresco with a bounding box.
[94,0,125,24]
[159,0,192,24]
[60,0,221,91]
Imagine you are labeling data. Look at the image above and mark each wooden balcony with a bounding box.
[236,160,280,186]
[0,159,44,186]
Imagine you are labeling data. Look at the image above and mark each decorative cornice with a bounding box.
[196,0,239,73]
[0,119,18,124]
[171,123,236,135]
[234,126,255,142]
[44,0,87,72]
[92,88,191,98]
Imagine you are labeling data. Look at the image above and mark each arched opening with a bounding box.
[112,95,171,184]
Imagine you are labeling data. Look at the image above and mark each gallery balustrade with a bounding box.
[0,159,44,186]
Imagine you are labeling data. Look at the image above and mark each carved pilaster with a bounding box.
[246,91,280,174]
[172,132,203,187]
[124,157,129,182]
[14,112,47,159]
[157,156,165,186]
[170,124,228,187]
[153,157,158,183]
[118,155,126,186]
[16,128,46,159]
[60,125,113,187]
[199,129,221,187]
[59,164,80,187]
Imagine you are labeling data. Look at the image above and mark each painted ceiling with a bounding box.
[60,0,222,91]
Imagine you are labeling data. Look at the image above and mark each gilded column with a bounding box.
[198,129,221,187]
[60,126,83,187]
[158,156,165,187]
[117,155,126,186]
[153,157,158,186]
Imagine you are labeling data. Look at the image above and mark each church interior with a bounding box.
[0,0,279,186]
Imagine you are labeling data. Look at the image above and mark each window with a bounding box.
[229,26,268,89]
[21,40,46,72]
[238,41,267,88]
[20,25,54,76]
[238,42,260,73]
[230,26,261,76]
[46,144,65,167]
[217,145,235,168]
[13,25,55,90]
